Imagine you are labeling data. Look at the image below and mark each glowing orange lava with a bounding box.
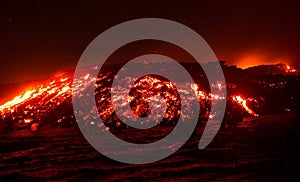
[232,95,259,116]
[0,75,72,115]
[285,65,296,73]
[0,69,259,129]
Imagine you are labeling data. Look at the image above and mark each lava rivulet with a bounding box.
[232,95,259,116]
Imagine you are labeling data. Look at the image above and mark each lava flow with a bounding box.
[232,95,259,116]
[0,77,72,115]
[285,65,297,73]
[0,67,260,132]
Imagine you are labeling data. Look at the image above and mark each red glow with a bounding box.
[236,54,291,69]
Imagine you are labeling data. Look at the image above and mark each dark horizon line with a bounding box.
[0,61,298,85]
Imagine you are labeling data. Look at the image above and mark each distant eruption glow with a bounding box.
[236,53,292,69]
[236,55,267,69]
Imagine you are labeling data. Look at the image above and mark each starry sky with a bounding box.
[1,0,300,84]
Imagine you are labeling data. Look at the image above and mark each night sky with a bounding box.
[1,0,300,84]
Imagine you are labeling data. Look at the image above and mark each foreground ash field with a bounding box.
[0,62,300,181]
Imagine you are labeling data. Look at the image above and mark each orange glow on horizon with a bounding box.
[236,54,291,69]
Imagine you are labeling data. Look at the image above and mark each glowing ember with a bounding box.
[285,65,296,73]
[31,123,39,131]
[24,118,33,123]
[191,83,207,100]
[232,95,259,116]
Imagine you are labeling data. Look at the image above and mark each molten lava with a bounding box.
[0,76,72,114]
[232,95,259,116]
[285,65,296,73]
[0,68,260,131]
